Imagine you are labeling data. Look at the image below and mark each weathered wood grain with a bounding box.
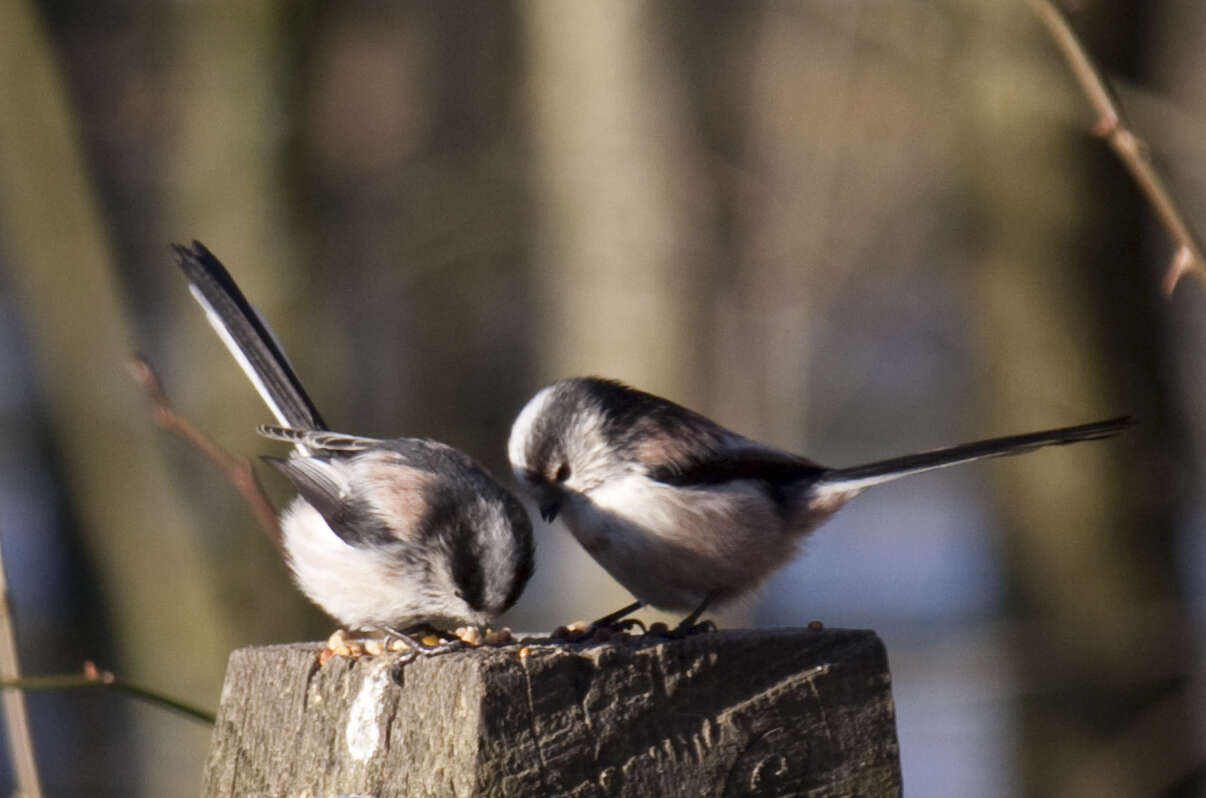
[202,628,901,797]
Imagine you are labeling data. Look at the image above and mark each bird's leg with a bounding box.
[672,593,717,636]
[384,627,465,657]
[588,600,647,633]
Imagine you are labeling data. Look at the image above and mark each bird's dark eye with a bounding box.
[554,463,571,482]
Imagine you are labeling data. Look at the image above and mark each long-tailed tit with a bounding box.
[508,377,1131,631]
[172,241,534,635]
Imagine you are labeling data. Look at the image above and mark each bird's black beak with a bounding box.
[540,500,560,523]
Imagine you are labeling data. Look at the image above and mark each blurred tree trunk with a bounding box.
[958,3,1197,796]
[290,2,434,446]
[702,4,959,452]
[709,2,857,448]
[1150,4,1206,445]
[293,3,533,461]
[0,2,228,794]
[519,0,709,397]
[518,0,712,625]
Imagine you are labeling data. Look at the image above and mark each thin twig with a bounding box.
[1025,0,1206,294]
[0,662,215,725]
[0,532,43,798]
[128,355,282,549]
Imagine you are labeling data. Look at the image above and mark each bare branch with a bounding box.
[1026,0,1206,294]
[0,662,215,725]
[0,532,43,798]
[128,355,282,549]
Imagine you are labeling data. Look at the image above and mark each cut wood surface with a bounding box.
[202,628,901,797]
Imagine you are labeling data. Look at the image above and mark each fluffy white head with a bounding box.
[507,384,556,478]
[508,380,635,506]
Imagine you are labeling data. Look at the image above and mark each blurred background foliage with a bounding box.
[0,0,1201,795]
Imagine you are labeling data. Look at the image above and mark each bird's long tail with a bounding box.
[172,240,326,432]
[814,416,1133,495]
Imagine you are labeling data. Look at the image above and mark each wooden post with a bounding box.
[202,628,901,797]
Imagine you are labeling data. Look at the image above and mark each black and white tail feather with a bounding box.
[171,241,324,440]
[172,240,534,634]
[812,416,1133,498]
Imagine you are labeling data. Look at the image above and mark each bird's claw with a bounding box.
[384,627,466,657]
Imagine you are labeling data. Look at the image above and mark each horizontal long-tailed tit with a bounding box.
[508,377,1131,632]
[172,241,534,639]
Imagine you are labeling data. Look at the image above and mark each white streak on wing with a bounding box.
[811,467,932,496]
[188,284,309,456]
[346,661,392,762]
[189,284,289,426]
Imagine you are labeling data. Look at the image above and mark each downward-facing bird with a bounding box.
[508,377,1130,632]
[173,241,533,637]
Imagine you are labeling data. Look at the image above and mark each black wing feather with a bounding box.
[262,456,394,547]
[647,443,825,488]
[571,379,825,489]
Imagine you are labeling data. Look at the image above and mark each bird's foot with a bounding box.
[384,626,466,663]
[643,619,717,639]
[318,626,515,667]
[672,618,718,637]
[551,617,645,643]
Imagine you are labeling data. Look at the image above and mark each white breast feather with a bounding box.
[562,474,790,610]
[279,496,488,630]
